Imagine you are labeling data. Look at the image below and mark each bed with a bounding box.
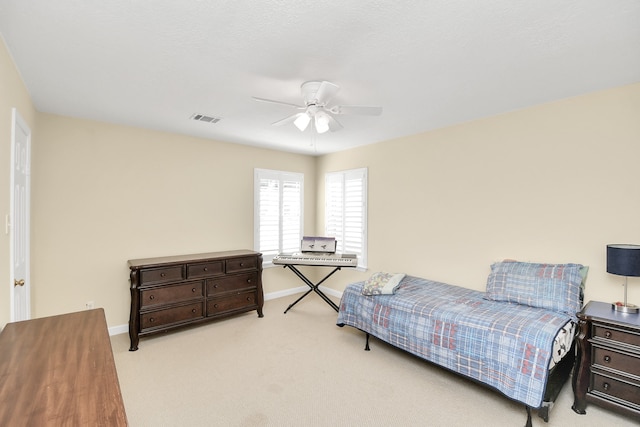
[336,261,587,426]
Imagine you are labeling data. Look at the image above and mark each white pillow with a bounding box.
[362,272,406,295]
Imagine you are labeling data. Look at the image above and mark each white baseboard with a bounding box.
[109,323,129,336]
[263,286,307,301]
[319,286,343,299]
[108,286,343,337]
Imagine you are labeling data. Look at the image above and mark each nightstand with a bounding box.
[572,300,640,420]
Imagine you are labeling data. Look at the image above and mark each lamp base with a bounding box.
[612,302,640,314]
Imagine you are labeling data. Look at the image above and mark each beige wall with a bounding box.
[31,114,316,327]
[3,34,640,330]
[0,38,37,327]
[318,82,640,306]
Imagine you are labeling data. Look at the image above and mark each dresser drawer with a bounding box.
[207,272,258,296]
[591,373,640,407]
[207,291,257,316]
[139,266,184,285]
[140,281,203,308]
[140,302,204,331]
[187,261,224,279]
[592,346,640,377]
[226,256,257,273]
[593,323,640,349]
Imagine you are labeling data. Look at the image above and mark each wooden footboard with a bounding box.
[538,342,576,421]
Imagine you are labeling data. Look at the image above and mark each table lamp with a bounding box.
[607,244,640,313]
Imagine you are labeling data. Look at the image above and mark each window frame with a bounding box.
[324,167,368,270]
[253,168,304,267]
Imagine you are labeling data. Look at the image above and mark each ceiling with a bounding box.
[1,1,639,156]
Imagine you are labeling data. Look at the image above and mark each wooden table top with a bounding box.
[0,309,128,426]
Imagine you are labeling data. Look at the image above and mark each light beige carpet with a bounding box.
[111,294,637,426]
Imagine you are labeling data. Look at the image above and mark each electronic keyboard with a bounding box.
[273,253,357,267]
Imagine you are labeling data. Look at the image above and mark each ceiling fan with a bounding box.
[253,81,382,134]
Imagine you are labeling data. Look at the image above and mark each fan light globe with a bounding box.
[315,113,330,134]
[294,113,311,131]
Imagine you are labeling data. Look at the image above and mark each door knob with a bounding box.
[14,279,25,287]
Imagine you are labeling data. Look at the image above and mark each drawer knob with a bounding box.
[240,263,244,267]
[604,330,612,338]
[214,304,218,308]
[149,317,155,323]
[247,279,252,283]
[192,288,197,292]
[247,297,252,301]
[603,355,611,363]
[160,273,166,277]
[603,382,610,391]
[203,267,208,271]
[192,309,196,313]
[149,295,155,300]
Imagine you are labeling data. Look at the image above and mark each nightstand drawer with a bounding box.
[593,323,640,349]
[591,373,640,407]
[593,346,640,377]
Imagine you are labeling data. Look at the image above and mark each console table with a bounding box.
[128,250,263,351]
[0,309,128,426]
[572,300,640,420]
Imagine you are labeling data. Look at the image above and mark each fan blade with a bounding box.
[330,105,382,116]
[327,114,343,132]
[313,81,340,105]
[271,113,301,126]
[252,97,304,109]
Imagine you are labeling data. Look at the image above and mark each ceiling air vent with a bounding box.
[190,113,221,124]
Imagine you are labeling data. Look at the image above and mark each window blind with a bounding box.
[254,169,303,264]
[325,168,367,268]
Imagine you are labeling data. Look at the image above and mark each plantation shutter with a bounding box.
[254,169,303,264]
[281,179,302,253]
[325,168,367,268]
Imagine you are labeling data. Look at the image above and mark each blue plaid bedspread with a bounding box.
[336,276,573,408]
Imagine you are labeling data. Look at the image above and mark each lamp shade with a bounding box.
[607,244,640,277]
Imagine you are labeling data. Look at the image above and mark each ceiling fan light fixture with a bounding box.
[315,112,330,134]
[254,80,381,135]
[294,113,311,131]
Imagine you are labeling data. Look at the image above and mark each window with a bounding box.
[325,168,367,269]
[254,169,303,265]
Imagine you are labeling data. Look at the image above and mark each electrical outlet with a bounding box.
[85,301,95,310]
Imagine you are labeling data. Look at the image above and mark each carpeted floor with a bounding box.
[111,294,637,426]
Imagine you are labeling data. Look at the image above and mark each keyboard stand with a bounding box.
[282,264,342,313]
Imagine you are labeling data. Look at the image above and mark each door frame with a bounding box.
[9,108,31,321]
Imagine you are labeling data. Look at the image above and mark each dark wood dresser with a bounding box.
[572,300,640,420]
[0,309,128,426]
[128,250,263,351]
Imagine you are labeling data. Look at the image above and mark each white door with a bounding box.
[10,108,31,321]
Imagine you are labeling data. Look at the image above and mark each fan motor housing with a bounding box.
[301,81,325,105]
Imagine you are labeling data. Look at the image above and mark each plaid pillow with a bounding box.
[485,261,585,315]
